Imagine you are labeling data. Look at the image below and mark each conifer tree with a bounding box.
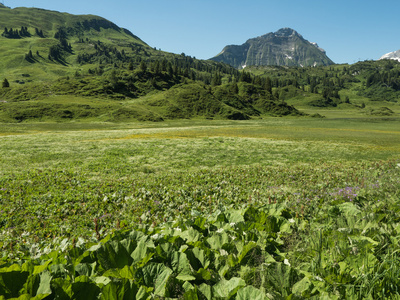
[2,78,10,88]
[139,61,147,73]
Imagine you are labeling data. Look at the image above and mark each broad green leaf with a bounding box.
[14,294,35,300]
[50,278,72,299]
[120,238,138,256]
[96,240,133,270]
[182,281,195,292]
[100,279,139,300]
[262,262,302,298]
[244,207,268,225]
[236,241,257,264]
[265,204,288,217]
[279,220,292,234]
[292,276,314,298]
[103,265,136,280]
[49,264,68,278]
[193,216,207,230]
[191,247,211,269]
[0,270,29,298]
[213,277,246,299]
[71,275,100,300]
[100,281,120,300]
[33,259,53,275]
[207,232,230,250]
[171,251,193,278]
[226,209,245,224]
[344,252,378,277]
[236,286,266,300]
[74,262,95,277]
[183,288,199,300]
[23,274,40,296]
[131,241,154,265]
[10,295,28,300]
[155,243,174,260]
[139,263,173,297]
[13,294,47,300]
[21,262,34,274]
[135,286,152,300]
[176,274,196,281]
[194,268,212,281]
[198,283,212,300]
[36,271,52,296]
[0,264,22,272]
[218,264,230,278]
[93,276,112,287]
[227,254,239,267]
[179,227,202,244]
[118,265,136,279]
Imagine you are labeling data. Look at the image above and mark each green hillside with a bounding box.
[0,4,149,81]
[245,59,400,118]
[0,5,305,122]
[0,5,400,123]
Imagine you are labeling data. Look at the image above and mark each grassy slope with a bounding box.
[0,5,149,81]
[248,63,400,118]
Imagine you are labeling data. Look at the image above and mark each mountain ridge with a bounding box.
[210,28,334,68]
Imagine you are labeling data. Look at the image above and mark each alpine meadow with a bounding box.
[1,3,400,300]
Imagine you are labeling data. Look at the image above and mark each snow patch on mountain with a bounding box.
[311,42,326,54]
[380,50,400,62]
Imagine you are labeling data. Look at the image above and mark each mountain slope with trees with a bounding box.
[0,5,304,122]
[0,5,399,122]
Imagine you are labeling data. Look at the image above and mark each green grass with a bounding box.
[1,118,399,176]
[0,118,400,298]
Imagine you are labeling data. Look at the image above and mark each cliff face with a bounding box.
[211,28,334,68]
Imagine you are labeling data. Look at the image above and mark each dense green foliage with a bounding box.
[0,6,400,297]
[0,119,400,298]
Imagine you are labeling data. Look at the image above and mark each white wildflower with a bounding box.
[151,233,160,240]
[314,276,324,282]
[220,249,228,256]
[289,218,295,224]
[284,259,291,266]
[216,228,224,233]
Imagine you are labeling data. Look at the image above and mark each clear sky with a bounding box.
[4,0,400,64]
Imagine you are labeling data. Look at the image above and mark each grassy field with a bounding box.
[1,117,400,299]
[1,118,399,173]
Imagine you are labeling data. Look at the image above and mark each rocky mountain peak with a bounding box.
[274,27,302,38]
[210,28,334,68]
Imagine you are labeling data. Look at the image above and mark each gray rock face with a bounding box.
[210,28,334,68]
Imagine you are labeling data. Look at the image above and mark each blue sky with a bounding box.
[4,0,400,64]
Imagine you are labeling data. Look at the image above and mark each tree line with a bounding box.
[2,26,44,39]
